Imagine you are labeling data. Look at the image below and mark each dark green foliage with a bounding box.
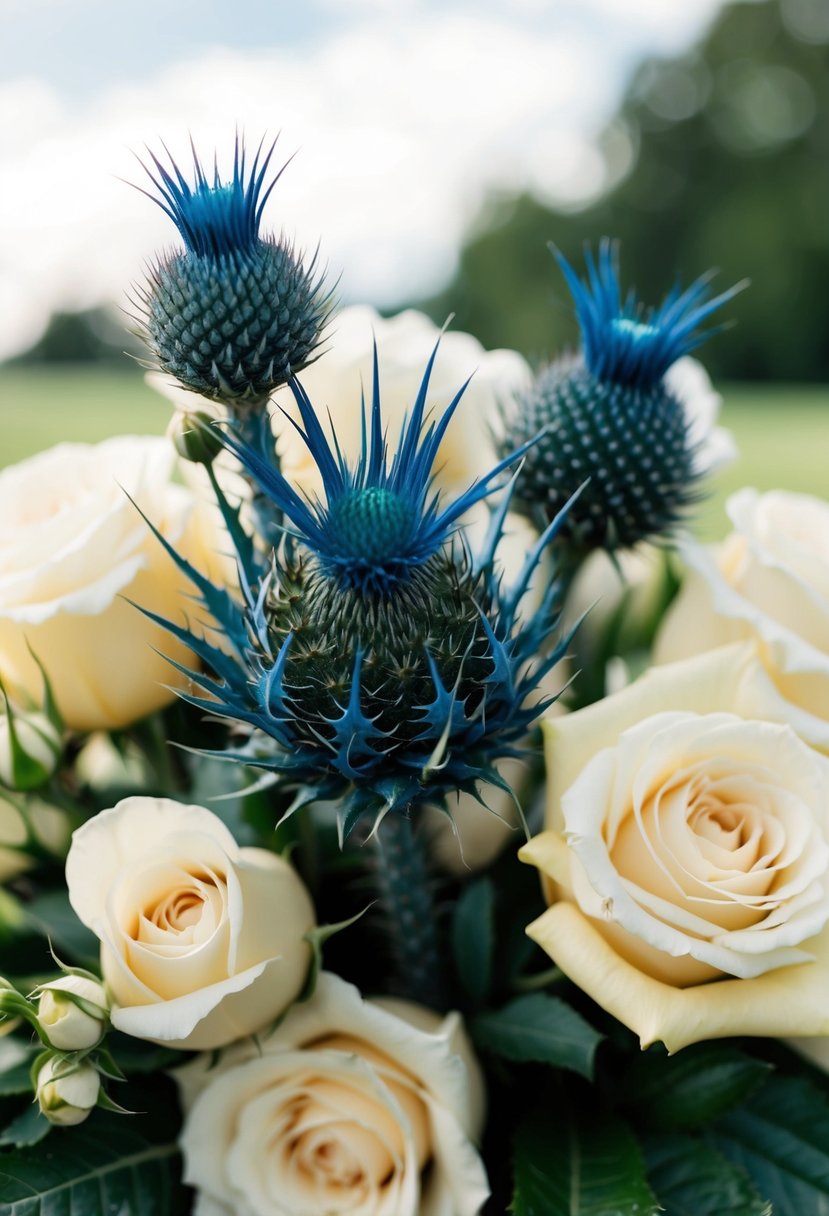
[623,1043,771,1130]
[511,1108,660,1216]
[472,993,603,1080]
[712,1074,829,1215]
[644,1133,771,1216]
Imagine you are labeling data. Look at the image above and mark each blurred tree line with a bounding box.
[12,0,829,383]
[8,307,144,366]
[420,0,829,381]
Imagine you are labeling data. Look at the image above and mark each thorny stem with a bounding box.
[233,405,284,551]
[373,810,447,1012]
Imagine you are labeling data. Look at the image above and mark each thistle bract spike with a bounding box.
[147,346,571,831]
[501,240,743,552]
[135,135,331,407]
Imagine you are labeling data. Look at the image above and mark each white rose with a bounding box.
[521,643,829,1052]
[151,307,530,496]
[36,1055,100,1126]
[664,355,736,477]
[0,436,211,732]
[275,306,531,500]
[177,971,489,1216]
[65,797,315,1050]
[656,489,829,750]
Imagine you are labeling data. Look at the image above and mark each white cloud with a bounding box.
[0,3,725,359]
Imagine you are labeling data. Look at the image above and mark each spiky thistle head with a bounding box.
[144,344,572,840]
[501,240,744,553]
[133,136,331,408]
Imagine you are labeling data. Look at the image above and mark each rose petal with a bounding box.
[523,897,829,1053]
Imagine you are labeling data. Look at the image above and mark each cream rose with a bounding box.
[656,489,829,750]
[176,971,489,1216]
[274,306,531,499]
[150,305,531,505]
[0,436,211,732]
[663,355,736,477]
[65,797,315,1050]
[520,644,829,1052]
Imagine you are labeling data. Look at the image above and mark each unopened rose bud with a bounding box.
[36,1055,100,1126]
[37,975,108,1052]
[0,710,62,791]
[167,410,223,465]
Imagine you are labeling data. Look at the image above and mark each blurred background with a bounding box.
[3,0,828,536]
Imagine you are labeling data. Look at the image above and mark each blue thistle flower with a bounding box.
[501,240,744,552]
[141,345,572,841]
[133,136,331,406]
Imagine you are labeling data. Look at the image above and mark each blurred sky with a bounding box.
[1,0,733,360]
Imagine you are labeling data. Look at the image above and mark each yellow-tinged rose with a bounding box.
[0,436,212,732]
[176,971,489,1216]
[65,797,315,1050]
[656,489,829,750]
[520,644,829,1052]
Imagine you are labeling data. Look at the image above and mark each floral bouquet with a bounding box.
[0,135,827,1216]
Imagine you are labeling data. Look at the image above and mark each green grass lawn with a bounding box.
[1,366,827,540]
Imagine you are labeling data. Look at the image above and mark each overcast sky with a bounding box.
[1,0,730,359]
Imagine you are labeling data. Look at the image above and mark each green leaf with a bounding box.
[451,877,494,1007]
[712,1074,829,1216]
[512,1109,659,1216]
[0,1039,37,1097]
[645,1133,771,1216]
[107,1032,181,1076]
[0,1106,186,1214]
[472,993,602,1079]
[623,1043,770,1129]
[0,1104,51,1149]
[24,889,99,969]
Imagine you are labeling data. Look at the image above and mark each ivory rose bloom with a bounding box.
[150,306,531,504]
[176,971,489,1216]
[656,489,829,750]
[65,797,315,1050]
[663,355,736,477]
[521,644,829,1052]
[0,436,211,732]
[273,306,531,498]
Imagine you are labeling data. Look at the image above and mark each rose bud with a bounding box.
[37,975,109,1052]
[0,709,62,792]
[36,1055,101,1126]
[167,409,224,466]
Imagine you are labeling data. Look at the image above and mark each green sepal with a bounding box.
[299,907,372,1006]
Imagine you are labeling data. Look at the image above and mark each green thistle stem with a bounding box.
[234,407,284,550]
[373,812,446,1011]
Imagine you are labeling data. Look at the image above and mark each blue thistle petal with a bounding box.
[134,135,331,404]
[139,341,572,831]
[221,342,538,596]
[500,240,745,552]
[554,239,745,390]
